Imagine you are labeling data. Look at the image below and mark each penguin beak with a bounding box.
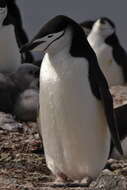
[20,41,45,53]
[20,31,65,53]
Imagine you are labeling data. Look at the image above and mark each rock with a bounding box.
[0,112,23,132]
[90,171,127,190]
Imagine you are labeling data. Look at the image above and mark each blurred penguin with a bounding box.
[5,0,34,63]
[0,63,40,120]
[12,64,39,122]
[14,78,39,122]
[11,63,40,92]
[88,17,127,86]
[80,20,94,36]
[0,0,21,73]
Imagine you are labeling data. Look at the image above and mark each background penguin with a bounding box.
[14,78,39,122]
[0,63,39,119]
[0,0,21,73]
[11,63,39,121]
[21,15,122,182]
[5,0,34,63]
[87,17,127,86]
[80,20,94,36]
[11,63,40,92]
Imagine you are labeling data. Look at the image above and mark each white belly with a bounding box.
[39,53,110,180]
[97,46,123,86]
[0,25,21,73]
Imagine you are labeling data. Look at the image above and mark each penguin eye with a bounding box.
[48,35,53,38]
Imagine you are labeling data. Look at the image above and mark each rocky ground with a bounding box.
[0,85,127,190]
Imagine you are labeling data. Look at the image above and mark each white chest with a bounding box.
[39,52,110,179]
[0,25,21,73]
[88,35,124,86]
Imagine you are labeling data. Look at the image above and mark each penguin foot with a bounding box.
[80,176,92,187]
[54,173,67,183]
[51,173,68,187]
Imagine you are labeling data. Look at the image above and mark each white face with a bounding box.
[31,31,64,52]
[0,6,7,26]
[92,19,115,38]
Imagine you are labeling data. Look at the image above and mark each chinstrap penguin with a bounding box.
[0,72,17,113]
[21,15,122,182]
[5,0,34,63]
[0,0,21,73]
[88,17,127,86]
[80,20,94,36]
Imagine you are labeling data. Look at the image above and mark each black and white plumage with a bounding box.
[5,0,34,63]
[21,15,122,180]
[88,17,127,86]
[80,20,94,36]
[0,0,21,73]
[110,104,127,159]
[115,104,127,141]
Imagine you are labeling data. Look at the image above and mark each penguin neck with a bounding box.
[46,23,92,61]
[0,8,7,27]
[46,27,72,58]
[88,30,105,48]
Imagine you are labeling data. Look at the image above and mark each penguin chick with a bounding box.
[10,63,40,92]
[0,72,17,113]
[14,87,39,122]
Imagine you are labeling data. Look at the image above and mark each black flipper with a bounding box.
[106,33,127,82]
[99,86,123,155]
[88,51,123,155]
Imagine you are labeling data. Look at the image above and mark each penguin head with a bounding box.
[80,20,94,36]
[20,15,88,56]
[20,15,74,53]
[0,0,7,26]
[91,17,115,38]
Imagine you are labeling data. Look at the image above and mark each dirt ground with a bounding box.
[0,85,127,190]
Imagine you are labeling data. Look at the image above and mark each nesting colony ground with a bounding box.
[0,85,127,190]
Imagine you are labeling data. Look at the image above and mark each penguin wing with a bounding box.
[99,86,123,155]
[105,34,127,82]
[113,45,127,82]
[89,58,123,155]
